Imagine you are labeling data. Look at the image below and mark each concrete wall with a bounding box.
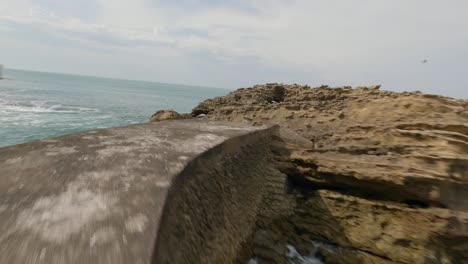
[0,120,280,264]
[153,124,279,263]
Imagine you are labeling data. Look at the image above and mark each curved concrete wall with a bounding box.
[153,123,280,264]
[0,120,280,264]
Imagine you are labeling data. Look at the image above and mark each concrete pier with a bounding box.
[0,120,279,264]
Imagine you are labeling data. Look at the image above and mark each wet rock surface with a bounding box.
[189,83,468,263]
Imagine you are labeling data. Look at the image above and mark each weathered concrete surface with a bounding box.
[0,120,279,264]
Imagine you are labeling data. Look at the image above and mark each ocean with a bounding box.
[0,69,229,147]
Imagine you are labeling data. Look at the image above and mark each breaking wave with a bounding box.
[247,244,323,264]
[0,98,98,114]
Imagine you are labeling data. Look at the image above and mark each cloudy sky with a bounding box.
[0,0,467,97]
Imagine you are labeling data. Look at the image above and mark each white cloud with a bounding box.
[0,0,467,96]
[0,2,172,46]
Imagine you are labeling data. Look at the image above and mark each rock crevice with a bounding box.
[178,83,468,264]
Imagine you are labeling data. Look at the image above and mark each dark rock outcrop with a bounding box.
[187,83,468,264]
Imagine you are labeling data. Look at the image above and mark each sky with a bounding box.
[0,0,467,97]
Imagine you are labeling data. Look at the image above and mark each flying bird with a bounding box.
[421,59,428,64]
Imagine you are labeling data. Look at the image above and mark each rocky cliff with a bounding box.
[154,84,468,263]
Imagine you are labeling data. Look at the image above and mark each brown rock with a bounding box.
[191,83,468,263]
[149,110,188,122]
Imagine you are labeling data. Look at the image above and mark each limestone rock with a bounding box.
[149,110,189,122]
[191,83,468,263]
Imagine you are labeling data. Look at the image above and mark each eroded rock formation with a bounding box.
[171,83,468,263]
[150,109,190,122]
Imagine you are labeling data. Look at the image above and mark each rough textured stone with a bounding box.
[0,120,281,264]
[149,109,190,122]
[190,83,468,263]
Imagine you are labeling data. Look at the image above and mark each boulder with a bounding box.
[149,110,188,122]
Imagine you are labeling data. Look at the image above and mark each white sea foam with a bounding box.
[0,68,229,147]
[247,244,324,264]
[286,244,323,264]
[0,98,97,113]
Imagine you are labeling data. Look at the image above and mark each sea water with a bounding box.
[0,69,229,147]
[247,244,324,264]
